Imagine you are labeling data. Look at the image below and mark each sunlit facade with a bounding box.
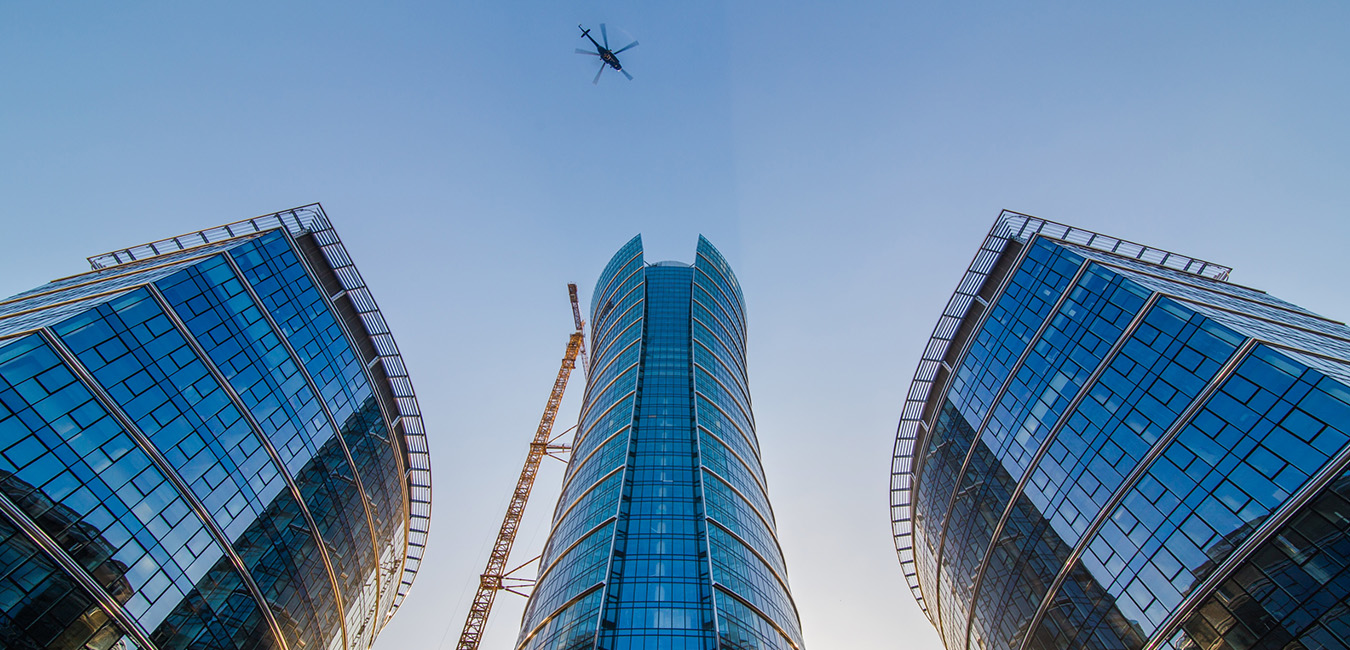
[516,236,804,650]
[0,205,431,650]
[892,211,1350,650]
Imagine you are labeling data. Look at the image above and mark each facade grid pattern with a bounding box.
[895,211,1350,650]
[518,237,802,650]
[0,205,428,650]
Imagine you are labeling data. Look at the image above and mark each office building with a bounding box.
[0,205,431,650]
[516,236,804,650]
[891,211,1350,650]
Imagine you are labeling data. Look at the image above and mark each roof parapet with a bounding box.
[87,204,325,270]
[995,210,1231,281]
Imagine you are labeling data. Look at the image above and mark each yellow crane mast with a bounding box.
[455,284,586,650]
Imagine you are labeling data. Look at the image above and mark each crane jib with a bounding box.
[455,286,587,650]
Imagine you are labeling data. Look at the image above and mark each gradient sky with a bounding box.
[3,3,1349,649]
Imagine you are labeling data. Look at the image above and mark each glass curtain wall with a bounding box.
[0,206,428,650]
[518,236,803,650]
[894,212,1350,650]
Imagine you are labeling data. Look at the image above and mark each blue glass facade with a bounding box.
[0,206,431,650]
[517,236,804,650]
[892,211,1350,650]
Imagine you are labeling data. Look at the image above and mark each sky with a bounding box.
[2,2,1349,649]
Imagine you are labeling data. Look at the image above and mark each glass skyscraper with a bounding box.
[516,236,804,650]
[891,211,1350,650]
[0,205,431,650]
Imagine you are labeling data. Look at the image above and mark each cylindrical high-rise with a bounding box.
[0,205,430,650]
[517,236,804,650]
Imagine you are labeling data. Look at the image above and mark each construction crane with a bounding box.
[455,284,586,650]
[569,283,589,374]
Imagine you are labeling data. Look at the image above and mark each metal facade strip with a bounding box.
[692,264,746,348]
[144,283,351,650]
[586,268,647,645]
[589,245,643,327]
[694,389,764,466]
[533,516,619,589]
[712,585,801,650]
[1166,292,1350,349]
[697,424,774,513]
[691,308,749,380]
[694,249,748,333]
[0,246,238,309]
[277,223,426,620]
[907,233,1035,488]
[0,488,160,650]
[38,328,288,650]
[706,517,795,610]
[515,582,606,649]
[702,468,780,554]
[1016,338,1259,650]
[574,362,639,434]
[590,266,645,349]
[1063,244,1344,328]
[691,313,751,399]
[892,221,1032,617]
[1141,391,1350,649]
[221,250,386,645]
[960,291,1161,649]
[556,428,626,496]
[0,287,134,323]
[693,360,755,437]
[586,322,641,383]
[689,262,724,643]
[926,256,1093,635]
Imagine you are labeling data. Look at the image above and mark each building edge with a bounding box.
[889,210,1233,621]
[87,203,433,621]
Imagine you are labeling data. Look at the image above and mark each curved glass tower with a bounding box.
[517,236,804,650]
[892,211,1350,650]
[0,205,431,650]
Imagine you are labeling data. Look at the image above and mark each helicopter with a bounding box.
[576,23,638,84]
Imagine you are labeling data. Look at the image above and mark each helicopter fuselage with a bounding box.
[577,24,636,83]
[580,27,624,70]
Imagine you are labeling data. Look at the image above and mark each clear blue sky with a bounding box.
[2,3,1348,649]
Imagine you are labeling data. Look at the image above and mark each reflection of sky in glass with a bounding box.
[3,3,1350,648]
[0,225,415,650]
[910,231,1350,650]
[520,239,802,649]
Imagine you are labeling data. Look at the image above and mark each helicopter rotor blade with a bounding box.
[575,48,600,56]
[620,69,633,81]
[613,40,639,55]
[593,63,605,85]
[600,23,609,49]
